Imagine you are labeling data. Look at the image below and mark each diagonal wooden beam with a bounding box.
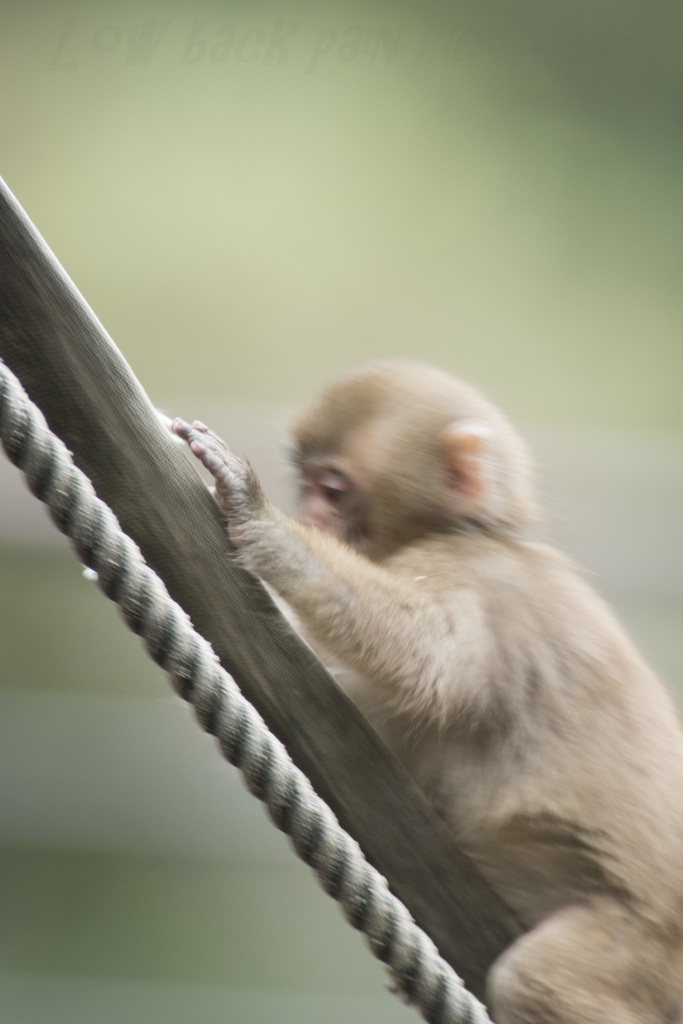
[0,176,520,1000]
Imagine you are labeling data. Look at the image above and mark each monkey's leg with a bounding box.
[488,899,677,1024]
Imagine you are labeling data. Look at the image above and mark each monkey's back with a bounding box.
[374,535,683,931]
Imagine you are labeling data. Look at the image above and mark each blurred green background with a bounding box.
[1,1,682,1022]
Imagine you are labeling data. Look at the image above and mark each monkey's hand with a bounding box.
[171,418,270,548]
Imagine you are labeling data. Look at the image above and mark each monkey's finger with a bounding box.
[191,420,228,448]
[171,417,227,447]
[171,418,244,493]
[172,423,211,465]
[170,417,193,441]
[188,435,245,488]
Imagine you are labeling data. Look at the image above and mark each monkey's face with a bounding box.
[293,438,452,560]
[292,409,473,559]
[296,455,370,549]
[290,361,539,556]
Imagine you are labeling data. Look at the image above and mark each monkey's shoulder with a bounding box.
[382,532,574,597]
[383,533,667,695]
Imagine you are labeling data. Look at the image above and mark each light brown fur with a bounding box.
[173,362,683,1023]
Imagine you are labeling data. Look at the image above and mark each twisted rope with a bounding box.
[0,358,493,1024]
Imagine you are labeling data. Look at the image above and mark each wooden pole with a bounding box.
[0,177,520,999]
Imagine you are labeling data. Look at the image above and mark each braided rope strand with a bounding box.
[0,358,492,1024]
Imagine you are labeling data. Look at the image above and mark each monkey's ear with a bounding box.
[440,420,494,512]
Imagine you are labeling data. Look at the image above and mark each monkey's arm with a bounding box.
[173,419,492,722]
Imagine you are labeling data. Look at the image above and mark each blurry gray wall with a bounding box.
[1,2,682,1022]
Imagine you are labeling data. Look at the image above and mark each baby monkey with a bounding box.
[173,362,683,1024]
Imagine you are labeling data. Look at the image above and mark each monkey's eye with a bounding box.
[318,470,351,505]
